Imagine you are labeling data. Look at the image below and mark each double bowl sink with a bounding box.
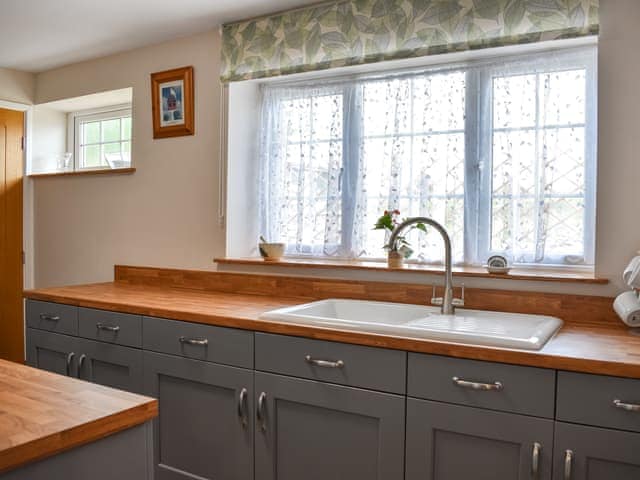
[260,299,563,350]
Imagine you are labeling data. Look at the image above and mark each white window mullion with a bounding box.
[341,85,362,256]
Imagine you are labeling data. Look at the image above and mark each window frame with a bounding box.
[259,45,597,267]
[70,104,132,171]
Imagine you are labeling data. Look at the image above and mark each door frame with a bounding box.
[0,99,32,362]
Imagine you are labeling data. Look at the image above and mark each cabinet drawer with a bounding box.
[79,308,142,348]
[408,353,556,418]
[255,333,406,394]
[26,300,78,335]
[142,316,253,368]
[557,371,640,433]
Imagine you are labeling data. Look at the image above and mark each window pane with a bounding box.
[102,118,121,142]
[489,67,589,263]
[122,116,132,140]
[82,121,100,144]
[82,145,100,168]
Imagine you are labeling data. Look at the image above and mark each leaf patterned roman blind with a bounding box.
[220,0,599,82]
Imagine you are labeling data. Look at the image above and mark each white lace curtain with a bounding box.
[258,46,596,265]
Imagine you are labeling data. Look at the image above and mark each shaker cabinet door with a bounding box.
[406,398,553,480]
[254,371,405,480]
[76,338,143,394]
[26,328,78,377]
[143,351,254,480]
[553,422,640,480]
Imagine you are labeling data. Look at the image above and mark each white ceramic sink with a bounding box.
[259,299,563,350]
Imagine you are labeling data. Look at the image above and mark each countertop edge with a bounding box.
[0,397,158,474]
[23,287,640,380]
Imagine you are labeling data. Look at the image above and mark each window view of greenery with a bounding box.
[79,114,131,169]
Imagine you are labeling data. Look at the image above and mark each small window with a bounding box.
[73,107,132,170]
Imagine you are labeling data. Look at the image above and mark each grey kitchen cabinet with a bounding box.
[254,371,406,480]
[26,328,143,393]
[143,351,254,480]
[553,422,640,480]
[76,337,144,393]
[26,328,78,377]
[406,398,554,480]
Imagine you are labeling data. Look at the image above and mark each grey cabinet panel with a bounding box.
[408,352,556,418]
[254,371,405,480]
[255,332,407,394]
[143,316,253,368]
[0,423,152,480]
[406,398,554,480]
[78,307,143,348]
[557,371,640,433]
[77,338,143,394]
[553,422,640,480]
[26,300,78,335]
[26,328,78,377]
[143,351,254,480]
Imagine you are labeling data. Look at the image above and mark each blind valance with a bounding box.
[221,0,598,82]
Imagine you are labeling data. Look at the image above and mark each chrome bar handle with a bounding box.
[65,352,75,376]
[564,450,573,480]
[257,392,267,432]
[179,336,209,346]
[96,323,120,332]
[452,376,503,391]
[77,354,87,378]
[40,314,60,322]
[305,355,344,369]
[237,388,248,428]
[613,399,640,412]
[531,442,541,478]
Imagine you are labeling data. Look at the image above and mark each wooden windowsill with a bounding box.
[28,167,136,178]
[214,257,609,284]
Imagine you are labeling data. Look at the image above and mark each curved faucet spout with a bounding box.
[388,217,456,315]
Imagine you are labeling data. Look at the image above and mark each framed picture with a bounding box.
[150,66,194,138]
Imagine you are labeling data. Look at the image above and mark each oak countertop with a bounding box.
[0,358,157,473]
[23,281,640,380]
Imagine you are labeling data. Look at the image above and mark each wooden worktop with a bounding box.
[0,358,157,473]
[22,266,640,380]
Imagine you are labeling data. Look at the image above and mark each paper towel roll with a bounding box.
[613,291,640,327]
[623,256,640,286]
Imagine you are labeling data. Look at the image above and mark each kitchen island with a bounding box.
[0,358,157,479]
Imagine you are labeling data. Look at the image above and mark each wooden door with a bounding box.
[406,398,554,480]
[553,422,640,480]
[0,108,24,362]
[254,371,406,480]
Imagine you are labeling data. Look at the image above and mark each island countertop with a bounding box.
[0,358,157,473]
[22,267,640,380]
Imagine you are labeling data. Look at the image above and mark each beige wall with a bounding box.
[31,0,640,299]
[0,67,35,105]
[33,30,223,286]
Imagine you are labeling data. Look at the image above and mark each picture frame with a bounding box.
[150,66,194,139]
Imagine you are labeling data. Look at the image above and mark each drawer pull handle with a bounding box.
[564,450,573,480]
[77,354,87,378]
[531,442,541,478]
[237,388,248,428]
[179,336,209,346]
[613,399,640,412]
[257,392,267,432]
[40,314,60,322]
[65,352,75,376]
[305,355,344,369]
[96,323,120,332]
[452,376,503,391]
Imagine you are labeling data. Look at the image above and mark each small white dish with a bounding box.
[486,255,510,274]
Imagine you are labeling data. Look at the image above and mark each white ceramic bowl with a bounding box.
[259,242,285,261]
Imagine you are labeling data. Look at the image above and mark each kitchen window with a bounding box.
[258,46,597,267]
[73,107,132,170]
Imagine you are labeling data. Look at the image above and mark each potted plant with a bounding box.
[374,210,426,268]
